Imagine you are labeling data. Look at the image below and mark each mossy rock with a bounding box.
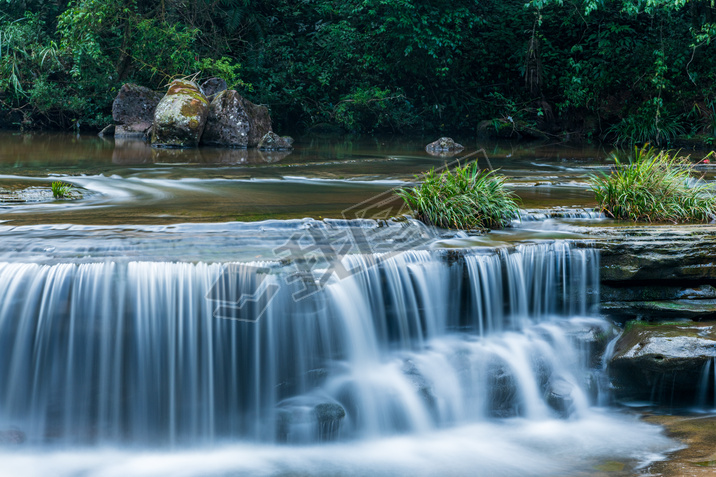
[151,80,209,148]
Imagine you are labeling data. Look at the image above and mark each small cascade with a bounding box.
[518,208,606,222]
[696,357,716,410]
[0,241,607,446]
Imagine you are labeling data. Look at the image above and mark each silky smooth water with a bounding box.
[0,133,682,475]
[0,220,677,476]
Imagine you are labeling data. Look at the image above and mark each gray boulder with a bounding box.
[200,77,227,102]
[151,80,209,148]
[609,321,716,405]
[258,131,294,151]
[202,90,250,147]
[243,98,272,147]
[425,137,464,154]
[111,83,162,138]
[201,90,272,148]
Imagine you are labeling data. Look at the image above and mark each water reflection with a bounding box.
[111,138,294,165]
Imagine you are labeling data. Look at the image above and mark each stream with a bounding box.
[0,132,692,476]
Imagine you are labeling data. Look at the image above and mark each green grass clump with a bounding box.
[51,181,73,199]
[589,145,715,223]
[395,162,520,230]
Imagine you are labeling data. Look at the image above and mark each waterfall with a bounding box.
[0,241,609,446]
[697,357,716,410]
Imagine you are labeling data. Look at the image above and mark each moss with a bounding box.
[180,99,206,121]
[167,80,209,106]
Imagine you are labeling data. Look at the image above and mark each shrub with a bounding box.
[395,162,520,230]
[51,181,73,199]
[589,146,716,223]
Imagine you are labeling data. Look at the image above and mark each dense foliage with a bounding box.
[590,146,716,222]
[396,162,520,230]
[2,0,716,143]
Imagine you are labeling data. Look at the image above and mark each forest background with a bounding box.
[1,0,716,145]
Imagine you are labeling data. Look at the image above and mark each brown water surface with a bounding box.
[0,132,617,225]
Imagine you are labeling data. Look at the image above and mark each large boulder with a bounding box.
[201,90,250,147]
[609,321,716,405]
[257,131,293,150]
[200,77,227,102]
[201,90,272,148]
[242,98,272,147]
[111,83,163,138]
[151,80,209,148]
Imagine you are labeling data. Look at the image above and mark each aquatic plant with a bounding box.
[396,162,520,230]
[589,145,716,223]
[51,180,73,199]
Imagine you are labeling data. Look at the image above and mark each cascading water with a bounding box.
[697,357,716,410]
[0,222,676,476]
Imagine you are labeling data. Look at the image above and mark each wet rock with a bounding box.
[602,299,716,323]
[609,321,716,405]
[601,284,716,303]
[402,360,438,419]
[565,322,618,368]
[0,428,25,444]
[314,402,346,441]
[151,80,209,148]
[258,131,294,151]
[111,83,163,138]
[487,363,518,417]
[200,77,227,102]
[201,90,272,148]
[276,398,346,442]
[545,377,576,417]
[242,98,272,147]
[594,225,716,282]
[425,137,464,154]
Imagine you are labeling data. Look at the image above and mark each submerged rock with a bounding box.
[314,402,346,441]
[487,363,519,417]
[258,131,294,150]
[425,137,464,154]
[545,377,576,418]
[151,80,209,148]
[111,83,163,138]
[402,360,438,419]
[276,399,346,442]
[609,321,716,405]
[0,428,25,445]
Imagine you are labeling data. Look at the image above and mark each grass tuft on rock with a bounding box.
[590,146,716,223]
[396,162,520,230]
[51,181,74,199]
